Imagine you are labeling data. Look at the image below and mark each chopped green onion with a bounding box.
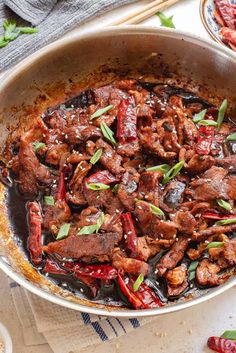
[198,120,218,127]
[0,36,9,48]
[192,109,207,123]
[100,121,116,146]
[217,99,227,130]
[133,273,144,292]
[90,148,102,165]
[86,183,110,191]
[188,271,196,281]
[17,27,38,34]
[226,132,236,141]
[78,212,104,235]
[90,105,114,120]
[134,198,165,218]
[221,330,236,340]
[215,217,236,226]
[162,160,185,185]
[156,11,175,28]
[217,199,232,211]
[56,223,70,240]
[188,261,199,273]
[33,141,46,153]
[146,164,170,173]
[44,196,55,206]
[112,184,119,193]
[206,241,224,249]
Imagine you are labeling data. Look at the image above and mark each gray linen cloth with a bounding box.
[0,0,137,71]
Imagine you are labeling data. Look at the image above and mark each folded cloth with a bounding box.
[0,0,137,71]
[10,280,155,353]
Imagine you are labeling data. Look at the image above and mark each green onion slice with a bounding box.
[78,212,104,235]
[112,184,119,193]
[133,273,144,292]
[198,120,218,127]
[221,330,236,340]
[33,141,46,153]
[162,160,185,185]
[135,198,165,218]
[90,105,114,120]
[188,271,196,281]
[146,164,170,173]
[192,109,207,123]
[217,99,227,130]
[206,241,224,249]
[188,261,199,273]
[90,148,102,165]
[215,217,236,226]
[100,121,116,146]
[156,11,175,28]
[217,199,232,211]
[44,196,55,206]
[86,183,110,191]
[226,132,236,141]
[56,223,70,240]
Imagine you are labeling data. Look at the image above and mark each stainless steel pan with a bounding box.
[0,26,235,317]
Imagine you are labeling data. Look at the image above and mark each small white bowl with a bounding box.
[0,323,12,353]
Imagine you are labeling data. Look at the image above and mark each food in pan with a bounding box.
[214,0,236,51]
[1,79,236,310]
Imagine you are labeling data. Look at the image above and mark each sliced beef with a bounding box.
[165,265,188,297]
[193,223,236,241]
[135,201,177,239]
[43,232,119,260]
[172,210,198,234]
[118,167,140,211]
[43,200,71,235]
[186,154,215,175]
[46,143,70,166]
[64,125,101,145]
[196,259,220,286]
[117,139,140,157]
[137,171,161,206]
[93,84,127,109]
[96,138,124,175]
[18,139,51,196]
[67,161,91,205]
[156,237,189,276]
[162,180,186,209]
[137,236,162,261]
[156,116,181,153]
[217,155,236,172]
[112,250,149,276]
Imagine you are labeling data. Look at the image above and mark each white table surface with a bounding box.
[0,1,235,353]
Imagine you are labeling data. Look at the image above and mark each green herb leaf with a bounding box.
[78,212,104,235]
[133,273,144,292]
[156,11,175,28]
[135,198,165,218]
[90,148,102,165]
[206,241,224,249]
[17,27,38,34]
[198,120,218,127]
[188,261,199,273]
[86,183,110,191]
[100,121,116,146]
[162,160,185,185]
[3,19,20,41]
[0,36,9,48]
[226,132,236,141]
[44,196,55,206]
[217,199,232,211]
[33,141,46,153]
[192,109,207,123]
[90,105,114,120]
[188,271,196,281]
[217,99,227,130]
[146,164,170,173]
[112,184,119,193]
[221,330,236,340]
[215,217,236,226]
[56,223,70,240]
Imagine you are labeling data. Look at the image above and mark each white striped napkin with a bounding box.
[9,281,155,353]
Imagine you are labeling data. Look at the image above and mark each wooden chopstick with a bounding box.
[112,0,180,25]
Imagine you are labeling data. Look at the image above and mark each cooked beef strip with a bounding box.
[196,259,221,286]
[118,167,140,211]
[43,200,71,235]
[96,138,124,175]
[112,249,149,276]
[137,171,161,206]
[162,180,186,210]
[165,265,188,297]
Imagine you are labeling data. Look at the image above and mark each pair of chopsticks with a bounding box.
[112,0,180,25]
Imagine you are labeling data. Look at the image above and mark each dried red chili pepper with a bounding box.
[117,273,144,309]
[207,336,236,353]
[57,171,66,200]
[43,258,69,275]
[27,201,43,265]
[85,170,120,185]
[203,212,236,220]
[127,279,163,308]
[65,262,118,280]
[117,97,137,143]
[121,213,138,258]
[195,125,215,155]
[74,272,99,298]
[214,0,235,29]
